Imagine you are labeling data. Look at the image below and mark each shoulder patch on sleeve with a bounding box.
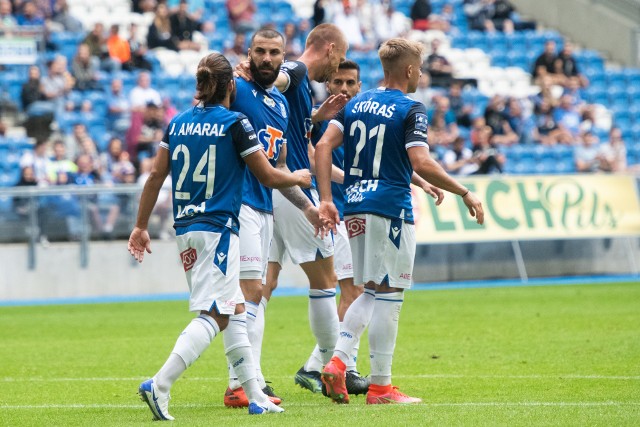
[415,113,428,131]
[282,61,298,71]
[240,118,254,133]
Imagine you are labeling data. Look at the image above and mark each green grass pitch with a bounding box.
[1,281,639,426]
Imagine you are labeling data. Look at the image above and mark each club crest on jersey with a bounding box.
[346,217,366,238]
[180,248,197,272]
[258,125,284,159]
[263,95,275,108]
[279,101,287,118]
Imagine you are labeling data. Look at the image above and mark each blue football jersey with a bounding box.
[231,78,289,214]
[280,60,314,201]
[310,112,345,219]
[161,104,262,234]
[331,88,429,223]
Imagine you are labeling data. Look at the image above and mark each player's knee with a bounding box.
[202,309,230,331]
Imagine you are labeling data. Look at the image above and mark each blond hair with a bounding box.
[378,38,424,73]
[305,23,346,50]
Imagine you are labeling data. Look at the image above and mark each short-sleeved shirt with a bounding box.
[160,104,262,235]
[231,78,289,214]
[310,110,345,219]
[280,60,314,201]
[330,87,429,224]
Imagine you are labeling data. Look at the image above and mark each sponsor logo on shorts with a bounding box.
[391,226,400,239]
[222,299,236,311]
[399,273,411,280]
[180,248,197,272]
[346,217,366,238]
[240,255,262,262]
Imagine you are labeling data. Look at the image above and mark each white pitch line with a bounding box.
[2,374,639,382]
[1,402,639,410]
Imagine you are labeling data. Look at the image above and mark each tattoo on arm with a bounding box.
[278,185,312,212]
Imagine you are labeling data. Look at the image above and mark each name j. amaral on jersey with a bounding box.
[168,122,227,137]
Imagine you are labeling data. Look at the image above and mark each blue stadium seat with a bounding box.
[467,31,489,51]
[449,34,468,49]
[505,33,526,50]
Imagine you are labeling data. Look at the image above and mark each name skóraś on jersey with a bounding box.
[351,100,397,118]
[168,121,228,137]
[345,179,379,203]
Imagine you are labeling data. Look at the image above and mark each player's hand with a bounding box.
[235,60,252,81]
[293,168,312,188]
[304,205,329,239]
[318,200,340,234]
[128,227,152,263]
[422,182,445,206]
[314,94,348,123]
[462,191,484,225]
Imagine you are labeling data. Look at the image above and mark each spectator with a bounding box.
[47,140,78,184]
[21,65,46,111]
[226,0,257,34]
[532,40,565,87]
[13,166,38,218]
[373,3,411,44]
[107,24,133,70]
[448,82,473,127]
[533,100,567,145]
[64,122,90,160]
[283,22,303,61]
[137,157,173,239]
[99,137,126,176]
[425,38,453,87]
[311,0,326,28]
[409,72,438,110]
[147,3,178,51]
[167,0,204,21]
[127,23,153,71]
[170,0,202,51]
[574,130,600,172]
[505,97,535,144]
[51,0,82,32]
[40,56,75,112]
[223,32,246,68]
[16,1,44,26]
[442,136,479,175]
[135,101,165,161]
[490,0,514,33]
[410,0,431,31]
[0,0,17,28]
[553,94,582,140]
[484,95,518,145]
[71,43,100,91]
[429,4,455,32]
[354,0,375,43]
[19,139,50,185]
[83,22,120,72]
[464,0,495,32]
[333,2,370,51]
[472,125,505,173]
[598,127,627,173]
[427,95,459,147]
[129,71,162,111]
[107,78,131,137]
[557,42,588,88]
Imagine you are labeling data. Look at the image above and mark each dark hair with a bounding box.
[250,27,285,47]
[338,59,360,80]
[195,53,233,105]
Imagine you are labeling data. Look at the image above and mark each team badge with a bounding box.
[240,118,254,133]
[180,248,197,272]
[263,95,275,108]
[346,217,366,238]
[279,102,287,118]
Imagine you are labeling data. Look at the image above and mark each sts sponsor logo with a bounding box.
[257,125,285,160]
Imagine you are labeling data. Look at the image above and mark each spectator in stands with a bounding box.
[137,156,173,239]
[71,43,100,92]
[47,139,77,183]
[333,2,370,51]
[129,71,162,112]
[223,32,246,68]
[427,95,459,147]
[283,22,303,61]
[83,22,120,72]
[489,0,514,33]
[505,97,535,145]
[19,139,50,184]
[411,0,450,32]
[442,136,479,175]
[557,42,588,88]
[430,4,455,32]
[533,100,567,145]
[170,0,202,51]
[532,40,565,87]
[226,0,257,34]
[40,55,75,112]
[448,82,473,127]
[13,166,38,218]
[598,127,627,173]
[21,65,46,111]
[99,137,126,176]
[425,38,453,88]
[167,0,204,21]
[410,72,437,110]
[472,125,505,173]
[106,78,131,138]
[135,101,164,161]
[553,94,582,140]
[64,122,90,160]
[132,0,157,14]
[484,95,518,145]
[127,23,153,71]
[574,130,601,172]
[311,0,326,28]
[373,3,411,45]
[50,0,82,32]
[0,0,17,28]
[463,0,495,32]
[147,3,178,51]
[16,1,44,26]
[107,24,133,71]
